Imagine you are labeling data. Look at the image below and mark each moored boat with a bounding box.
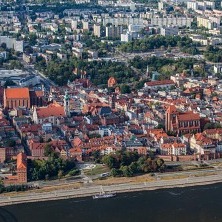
[93,193,116,199]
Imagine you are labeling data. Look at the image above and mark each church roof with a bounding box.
[167,105,177,114]
[17,152,27,170]
[36,104,65,118]
[5,88,30,99]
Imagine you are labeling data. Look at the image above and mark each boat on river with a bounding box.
[93,186,116,199]
[93,192,116,199]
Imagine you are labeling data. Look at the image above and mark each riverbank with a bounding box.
[0,173,222,206]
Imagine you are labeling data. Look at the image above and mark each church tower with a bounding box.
[146,65,150,78]
[165,105,177,132]
[109,94,116,109]
[64,90,70,117]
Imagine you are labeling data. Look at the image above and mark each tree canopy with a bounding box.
[119,35,199,54]
[102,151,165,177]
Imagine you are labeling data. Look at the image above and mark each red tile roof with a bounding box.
[36,104,65,118]
[145,80,174,87]
[177,112,200,121]
[29,90,44,98]
[5,88,29,99]
[17,152,27,169]
[167,105,177,114]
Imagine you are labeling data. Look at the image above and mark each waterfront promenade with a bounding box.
[0,173,222,206]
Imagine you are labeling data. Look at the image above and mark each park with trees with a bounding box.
[119,35,200,54]
[204,45,222,63]
[129,56,205,79]
[35,57,136,87]
[27,144,80,181]
[102,150,165,177]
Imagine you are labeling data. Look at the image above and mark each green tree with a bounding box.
[102,155,119,169]
[28,33,37,46]
[44,144,54,157]
[92,150,101,161]
[204,122,222,130]
[4,139,16,147]
[68,169,80,176]
[111,168,122,177]
[120,84,131,94]
[120,166,133,177]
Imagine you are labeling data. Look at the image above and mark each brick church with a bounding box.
[165,105,201,135]
[3,87,45,109]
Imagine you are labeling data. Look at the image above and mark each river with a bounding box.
[1,183,222,222]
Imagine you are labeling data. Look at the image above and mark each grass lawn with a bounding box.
[84,165,110,176]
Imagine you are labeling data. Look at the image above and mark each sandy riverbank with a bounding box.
[0,173,222,206]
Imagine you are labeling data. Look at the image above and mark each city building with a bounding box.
[106,25,123,38]
[71,20,78,30]
[160,142,187,155]
[0,51,7,59]
[214,64,222,74]
[150,17,193,27]
[82,20,89,31]
[4,87,30,109]
[33,103,66,125]
[160,26,179,36]
[121,32,133,42]
[165,105,201,135]
[93,23,101,37]
[17,152,27,184]
[0,36,23,52]
[144,80,175,90]
[18,75,40,87]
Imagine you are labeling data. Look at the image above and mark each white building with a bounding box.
[190,34,208,45]
[150,17,193,27]
[160,26,179,36]
[93,23,101,37]
[158,1,164,10]
[19,75,40,87]
[99,126,113,137]
[160,143,187,155]
[82,20,89,31]
[14,40,24,52]
[121,32,132,42]
[187,1,198,10]
[0,51,7,59]
[71,20,78,30]
[144,80,175,90]
[33,104,66,125]
[0,36,23,52]
[103,17,143,26]
[214,65,222,74]
[197,16,220,29]
[208,37,222,46]
[106,25,123,38]
[128,24,144,32]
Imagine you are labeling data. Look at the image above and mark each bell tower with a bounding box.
[64,90,70,117]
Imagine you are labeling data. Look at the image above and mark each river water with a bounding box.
[1,183,222,222]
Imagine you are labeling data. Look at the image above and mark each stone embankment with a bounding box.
[0,174,222,206]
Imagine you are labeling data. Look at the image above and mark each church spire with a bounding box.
[64,90,70,117]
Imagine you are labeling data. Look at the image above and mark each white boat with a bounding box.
[93,186,116,199]
[93,193,116,199]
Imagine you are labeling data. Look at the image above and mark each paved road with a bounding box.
[1,172,222,206]
[23,64,57,91]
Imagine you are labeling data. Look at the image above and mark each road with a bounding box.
[25,65,57,91]
[19,57,57,91]
[27,163,222,191]
[1,171,222,206]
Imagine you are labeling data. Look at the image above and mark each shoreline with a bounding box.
[1,174,222,206]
